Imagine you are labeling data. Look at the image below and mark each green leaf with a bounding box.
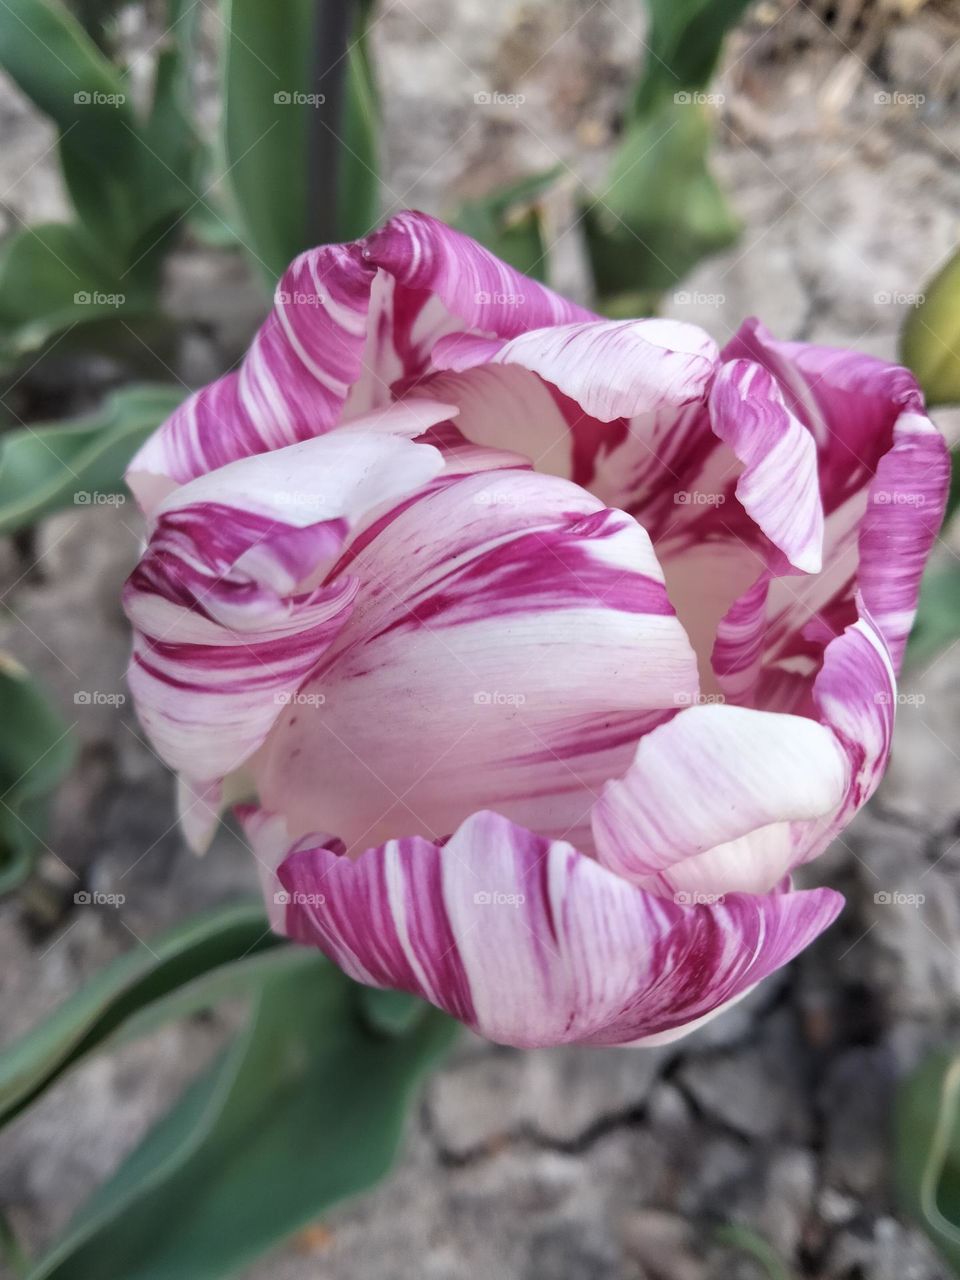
[222,0,382,281]
[0,383,184,535]
[0,656,75,895]
[0,222,151,360]
[336,0,381,241]
[905,559,960,672]
[895,1047,960,1275]
[584,100,740,307]
[453,168,561,282]
[0,900,279,1127]
[0,0,141,256]
[902,246,960,408]
[28,960,457,1280]
[633,0,754,115]
[221,0,313,280]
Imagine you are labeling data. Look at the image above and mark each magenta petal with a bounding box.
[270,809,843,1048]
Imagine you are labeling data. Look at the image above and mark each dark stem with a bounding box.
[306,0,356,247]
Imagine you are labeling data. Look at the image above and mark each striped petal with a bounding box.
[708,360,823,574]
[262,808,843,1048]
[721,320,949,674]
[123,423,445,829]
[432,318,718,423]
[592,704,848,893]
[128,212,589,511]
[251,467,699,854]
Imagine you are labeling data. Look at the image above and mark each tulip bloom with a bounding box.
[123,213,947,1047]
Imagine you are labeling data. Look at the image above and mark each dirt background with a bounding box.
[3,1,960,1277]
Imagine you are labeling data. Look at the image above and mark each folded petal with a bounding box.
[709,360,824,574]
[123,426,444,794]
[128,213,589,510]
[722,320,949,673]
[266,808,843,1048]
[592,703,848,893]
[252,467,699,854]
[432,317,718,422]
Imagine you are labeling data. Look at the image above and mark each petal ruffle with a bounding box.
[128,212,590,510]
[592,703,848,893]
[123,424,445,820]
[264,808,843,1048]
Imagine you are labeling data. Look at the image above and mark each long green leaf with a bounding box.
[0,0,141,257]
[222,0,382,280]
[633,0,754,115]
[585,100,740,310]
[0,901,278,1127]
[28,961,456,1280]
[0,656,75,894]
[0,383,184,535]
[896,1047,960,1275]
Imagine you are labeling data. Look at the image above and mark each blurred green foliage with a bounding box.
[896,1048,960,1275]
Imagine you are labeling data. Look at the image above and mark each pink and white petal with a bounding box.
[128,213,592,509]
[804,608,896,853]
[252,468,700,855]
[273,808,844,1048]
[721,318,923,506]
[711,572,771,706]
[856,412,949,670]
[433,317,718,422]
[592,703,848,890]
[152,405,449,534]
[126,577,358,781]
[709,360,824,574]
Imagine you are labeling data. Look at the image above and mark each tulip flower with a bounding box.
[123,213,947,1047]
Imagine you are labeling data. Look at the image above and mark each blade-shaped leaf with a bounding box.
[585,100,740,310]
[0,655,75,894]
[902,245,960,408]
[905,557,960,672]
[27,960,456,1280]
[0,383,184,535]
[633,0,754,115]
[0,222,151,361]
[896,1047,960,1274]
[0,900,278,1127]
[222,0,382,280]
